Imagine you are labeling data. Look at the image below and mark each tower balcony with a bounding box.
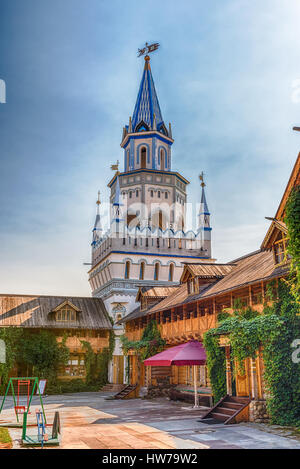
[91,227,210,268]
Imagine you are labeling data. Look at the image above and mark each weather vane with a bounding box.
[199,172,206,188]
[137,42,160,57]
[110,160,120,174]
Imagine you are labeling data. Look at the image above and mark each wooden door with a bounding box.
[113,355,124,384]
[130,355,138,385]
[235,358,251,397]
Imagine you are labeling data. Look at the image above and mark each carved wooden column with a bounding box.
[183,306,187,335]
[276,278,279,300]
[225,346,232,396]
[171,308,175,339]
[249,286,253,307]
[250,353,259,399]
[166,316,170,341]
[159,311,163,325]
[261,281,265,303]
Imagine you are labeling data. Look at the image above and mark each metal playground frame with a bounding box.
[0,377,46,425]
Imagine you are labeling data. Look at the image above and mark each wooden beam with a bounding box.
[225,346,232,396]
[249,286,253,307]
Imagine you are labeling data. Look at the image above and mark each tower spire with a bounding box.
[198,172,210,220]
[131,54,165,133]
[112,174,124,221]
[92,190,103,246]
[197,173,212,256]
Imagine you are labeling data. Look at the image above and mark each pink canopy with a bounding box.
[143,340,206,367]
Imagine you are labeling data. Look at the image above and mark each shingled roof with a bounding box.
[136,286,178,302]
[180,263,236,282]
[0,295,112,330]
[121,250,289,322]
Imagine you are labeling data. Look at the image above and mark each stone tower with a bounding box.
[88,54,213,385]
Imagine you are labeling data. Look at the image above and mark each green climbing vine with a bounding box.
[0,328,24,391]
[204,184,300,424]
[204,280,300,425]
[0,329,69,394]
[81,329,115,387]
[203,333,226,403]
[0,328,115,394]
[285,185,300,303]
[120,320,166,362]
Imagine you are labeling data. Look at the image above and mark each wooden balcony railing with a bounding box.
[125,329,143,342]
[125,315,217,348]
[160,315,216,343]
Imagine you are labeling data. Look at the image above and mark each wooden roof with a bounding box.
[180,263,236,283]
[0,295,112,330]
[136,286,177,302]
[122,286,179,323]
[122,250,289,321]
[275,152,300,221]
[197,250,288,300]
[261,218,288,250]
[261,152,299,249]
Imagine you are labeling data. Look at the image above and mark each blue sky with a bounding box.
[0,0,299,296]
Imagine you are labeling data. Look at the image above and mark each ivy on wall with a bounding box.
[285,185,300,303]
[81,329,115,387]
[203,333,226,403]
[204,185,300,424]
[0,329,69,394]
[0,328,115,394]
[0,328,23,390]
[204,281,300,425]
[120,320,166,362]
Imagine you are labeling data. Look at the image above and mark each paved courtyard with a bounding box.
[1,392,300,449]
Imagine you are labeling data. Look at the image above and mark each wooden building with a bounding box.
[120,153,300,408]
[0,294,112,380]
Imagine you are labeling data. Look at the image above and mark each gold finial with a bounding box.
[110,160,120,175]
[199,172,206,188]
[96,190,101,206]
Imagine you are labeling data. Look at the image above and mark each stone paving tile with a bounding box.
[2,393,300,450]
[202,440,242,449]
[171,436,209,449]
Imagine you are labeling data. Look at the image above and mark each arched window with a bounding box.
[124,261,130,279]
[141,147,147,168]
[169,263,174,282]
[154,262,159,281]
[127,150,130,170]
[139,262,145,280]
[160,149,164,169]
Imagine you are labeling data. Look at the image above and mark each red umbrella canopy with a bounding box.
[143,340,206,366]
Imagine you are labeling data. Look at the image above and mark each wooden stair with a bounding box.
[199,395,251,425]
[108,384,138,400]
[100,384,126,393]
